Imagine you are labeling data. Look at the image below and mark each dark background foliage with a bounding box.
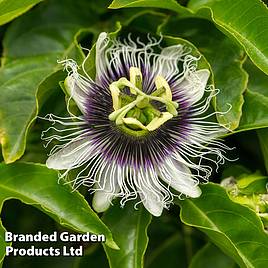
[0,0,268,267]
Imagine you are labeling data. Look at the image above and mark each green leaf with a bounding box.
[0,220,10,264]
[221,164,251,179]
[221,168,268,195]
[0,162,118,250]
[19,71,67,164]
[160,17,247,130]
[188,0,268,76]
[238,60,268,132]
[0,0,44,26]
[221,169,268,228]
[103,202,152,268]
[236,173,268,194]
[189,243,237,268]
[238,90,268,132]
[176,183,268,268]
[109,0,191,14]
[0,0,101,163]
[109,0,268,76]
[257,128,268,173]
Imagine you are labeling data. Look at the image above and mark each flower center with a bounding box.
[108,67,178,136]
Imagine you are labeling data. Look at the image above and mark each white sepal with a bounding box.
[46,137,91,170]
[159,159,201,198]
[180,69,210,104]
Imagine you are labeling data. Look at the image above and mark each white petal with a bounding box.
[160,45,183,58]
[138,183,164,217]
[95,32,109,84]
[92,163,119,213]
[157,45,184,79]
[46,137,92,170]
[179,69,210,104]
[65,76,88,114]
[92,191,114,213]
[159,159,201,198]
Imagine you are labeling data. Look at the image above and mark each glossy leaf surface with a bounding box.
[103,202,152,268]
[177,183,268,268]
[0,163,117,249]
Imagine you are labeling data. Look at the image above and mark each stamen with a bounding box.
[146,112,173,131]
[108,67,178,133]
[154,75,172,101]
[110,84,121,110]
[129,67,142,93]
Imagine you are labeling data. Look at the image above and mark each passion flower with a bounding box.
[43,32,229,216]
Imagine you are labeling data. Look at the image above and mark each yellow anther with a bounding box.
[122,117,147,130]
[109,83,121,110]
[129,67,143,94]
[146,112,173,131]
[154,75,172,101]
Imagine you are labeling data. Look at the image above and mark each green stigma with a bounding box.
[108,67,178,135]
